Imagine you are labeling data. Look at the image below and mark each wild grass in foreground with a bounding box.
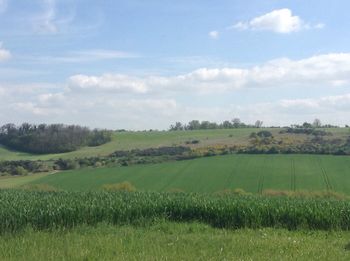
[1,190,350,233]
[1,222,350,261]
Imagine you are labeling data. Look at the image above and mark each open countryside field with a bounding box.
[27,154,350,194]
[0,127,349,161]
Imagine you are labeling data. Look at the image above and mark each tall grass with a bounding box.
[1,190,350,233]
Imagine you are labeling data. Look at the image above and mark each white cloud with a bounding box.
[0,42,11,61]
[3,53,350,129]
[208,30,219,39]
[69,74,149,94]
[67,53,350,95]
[232,9,323,33]
[6,90,350,129]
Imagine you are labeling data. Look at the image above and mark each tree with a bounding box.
[232,118,241,128]
[313,119,322,128]
[255,120,263,128]
[187,120,201,130]
[169,122,183,131]
[302,122,313,129]
[200,121,211,129]
[222,120,232,129]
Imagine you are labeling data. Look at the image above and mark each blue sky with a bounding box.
[1,0,350,129]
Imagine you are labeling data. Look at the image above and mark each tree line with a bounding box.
[169,118,343,131]
[0,123,112,154]
[169,119,264,131]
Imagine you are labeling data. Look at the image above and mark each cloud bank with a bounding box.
[68,53,350,94]
[2,53,350,129]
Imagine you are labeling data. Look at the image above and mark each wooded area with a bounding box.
[0,123,112,154]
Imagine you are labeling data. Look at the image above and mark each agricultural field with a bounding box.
[0,127,349,161]
[25,154,350,194]
[2,190,350,233]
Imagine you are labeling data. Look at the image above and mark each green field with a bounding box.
[1,222,350,261]
[1,127,348,161]
[26,154,350,194]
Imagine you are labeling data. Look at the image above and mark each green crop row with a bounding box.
[1,190,350,233]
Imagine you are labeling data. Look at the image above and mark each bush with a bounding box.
[54,159,79,170]
[13,166,28,176]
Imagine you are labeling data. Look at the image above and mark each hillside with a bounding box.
[0,127,349,161]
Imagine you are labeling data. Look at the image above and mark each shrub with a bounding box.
[13,166,28,176]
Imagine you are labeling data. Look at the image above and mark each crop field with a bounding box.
[0,127,348,161]
[28,154,350,194]
[1,190,350,233]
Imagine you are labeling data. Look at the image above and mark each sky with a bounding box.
[1,0,350,130]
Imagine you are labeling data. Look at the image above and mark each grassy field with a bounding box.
[26,154,350,194]
[1,127,348,161]
[1,222,350,260]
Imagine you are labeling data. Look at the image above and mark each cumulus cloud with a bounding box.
[67,53,350,94]
[69,74,150,94]
[208,30,219,39]
[0,42,11,61]
[232,9,323,33]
